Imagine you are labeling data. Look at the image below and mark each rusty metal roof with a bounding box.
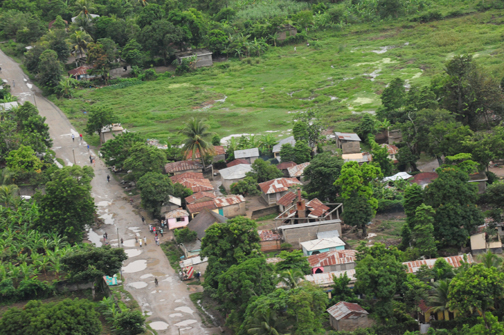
[170,172,204,183]
[277,191,297,207]
[402,254,474,274]
[308,250,356,267]
[164,209,189,219]
[259,178,302,194]
[68,65,92,76]
[227,159,250,167]
[185,146,225,159]
[276,161,297,170]
[214,195,245,208]
[258,230,281,241]
[327,302,368,320]
[165,160,203,174]
[381,143,399,155]
[288,162,310,177]
[410,172,438,186]
[184,192,216,204]
[176,178,213,193]
[187,200,217,214]
[306,198,330,217]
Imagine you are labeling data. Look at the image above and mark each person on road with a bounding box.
[139,239,142,247]
[155,236,159,246]
[79,133,82,141]
[153,227,156,234]
[89,156,93,164]
[149,224,152,233]
[104,232,108,239]
[72,134,75,142]
[154,278,158,286]
[120,238,123,246]
[107,175,110,182]
[143,236,147,245]
[87,144,90,150]
[141,216,145,224]
[103,234,106,241]
[160,228,164,237]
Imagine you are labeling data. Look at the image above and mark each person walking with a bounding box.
[87,144,90,150]
[120,238,123,246]
[79,134,83,141]
[139,239,142,247]
[155,232,158,238]
[149,224,152,233]
[141,216,145,224]
[143,236,147,246]
[107,175,110,182]
[104,232,108,239]
[153,227,156,234]
[160,228,164,237]
[72,134,75,142]
[103,234,106,241]
[154,278,158,286]
[155,236,159,246]
[89,156,93,164]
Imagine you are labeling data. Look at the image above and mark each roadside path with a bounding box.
[0,50,219,335]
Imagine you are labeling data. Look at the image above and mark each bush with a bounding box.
[377,199,404,213]
[173,56,197,75]
[174,227,197,243]
[410,10,443,23]
[486,171,498,184]
[280,243,292,250]
[139,68,157,81]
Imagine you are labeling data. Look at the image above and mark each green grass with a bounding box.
[52,10,504,142]
[160,241,183,271]
[256,213,278,221]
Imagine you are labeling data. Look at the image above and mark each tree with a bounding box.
[463,128,504,170]
[136,4,165,29]
[370,137,393,176]
[173,227,197,243]
[84,106,118,145]
[293,140,311,164]
[136,172,173,216]
[377,77,405,122]
[200,216,261,290]
[123,143,167,181]
[354,114,377,143]
[172,183,193,199]
[61,245,127,283]
[113,310,145,335]
[122,39,145,68]
[329,272,358,305]
[402,274,430,314]
[275,250,311,274]
[279,143,296,163]
[36,165,95,242]
[247,159,283,183]
[180,117,214,167]
[342,194,373,237]
[38,50,62,90]
[70,30,92,65]
[230,176,260,196]
[211,134,221,146]
[292,121,309,142]
[448,264,504,316]
[15,102,52,153]
[463,312,504,335]
[335,161,382,211]
[410,204,437,259]
[295,110,322,148]
[139,20,184,64]
[0,298,102,335]
[6,145,43,174]
[101,132,145,168]
[396,145,419,172]
[404,183,424,220]
[73,0,97,21]
[208,29,228,55]
[377,0,404,18]
[52,15,66,30]
[303,152,344,201]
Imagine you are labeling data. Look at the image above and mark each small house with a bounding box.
[160,195,182,215]
[335,132,362,154]
[185,146,226,163]
[277,161,297,177]
[68,65,94,80]
[187,208,227,239]
[234,148,260,164]
[185,192,216,205]
[288,162,310,180]
[165,209,190,230]
[470,232,502,254]
[382,172,412,183]
[180,240,202,259]
[276,24,297,42]
[277,191,297,212]
[327,302,374,332]
[259,177,302,205]
[227,159,250,167]
[214,195,246,218]
[418,299,457,329]
[175,49,213,68]
[174,177,213,193]
[410,172,438,188]
[469,171,488,194]
[341,153,372,164]
[219,164,254,192]
[165,160,204,175]
[276,269,356,289]
[187,200,217,218]
[300,236,346,256]
[100,123,124,143]
[273,136,296,159]
[381,144,399,163]
[258,229,282,252]
[308,249,356,274]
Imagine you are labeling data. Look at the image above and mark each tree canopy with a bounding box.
[123,143,167,181]
[136,172,173,216]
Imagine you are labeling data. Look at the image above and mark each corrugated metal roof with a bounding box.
[165,208,189,218]
[277,191,297,207]
[277,219,342,230]
[165,160,203,173]
[273,136,296,153]
[219,164,253,180]
[276,161,297,170]
[277,269,356,288]
[259,178,302,194]
[402,254,474,274]
[335,132,361,142]
[180,256,208,267]
[300,237,345,251]
[381,143,399,155]
[184,192,216,204]
[170,172,204,183]
[214,195,245,208]
[176,178,213,193]
[227,159,250,167]
[234,148,259,158]
[410,172,438,186]
[306,198,330,217]
[308,250,356,267]
[288,162,310,177]
[68,65,92,76]
[187,200,217,213]
[168,195,182,206]
[185,146,225,159]
[258,230,281,241]
[327,301,368,320]
[382,172,412,182]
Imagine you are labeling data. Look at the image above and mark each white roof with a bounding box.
[0,101,19,111]
[300,236,346,251]
[219,164,253,180]
[234,148,259,159]
[277,219,342,230]
[335,132,361,142]
[179,256,208,267]
[169,195,181,206]
[382,172,412,182]
[273,136,296,153]
[71,14,100,22]
[341,153,371,163]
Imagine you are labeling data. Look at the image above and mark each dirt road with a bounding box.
[0,50,219,335]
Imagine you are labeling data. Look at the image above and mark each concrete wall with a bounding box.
[101,130,123,143]
[251,205,280,219]
[196,54,213,67]
[55,281,94,292]
[173,168,202,175]
[331,315,375,331]
[282,222,342,248]
[325,262,355,272]
[222,202,246,218]
[341,142,361,154]
[277,29,297,41]
[222,178,242,192]
[260,240,281,252]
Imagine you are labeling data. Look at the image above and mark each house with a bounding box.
[308,249,356,273]
[234,148,260,163]
[335,132,362,154]
[227,159,250,167]
[300,236,346,256]
[277,191,297,212]
[185,192,216,204]
[219,164,254,192]
[341,153,372,164]
[288,162,310,180]
[214,195,246,217]
[410,172,438,188]
[174,177,214,193]
[258,229,282,252]
[381,144,399,163]
[179,255,208,276]
[327,302,374,332]
[402,254,474,274]
[100,123,124,143]
[165,160,204,175]
[68,65,94,80]
[418,299,457,329]
[186,208,227,239]
[276,269,356,289]
[165,209,189,230]
[273,136,296,159]
[382,172,412,183]
[277,219,343,248]
[276,24,297,41]
[258,178,302,205]
[185,146,226,163]
[469,171,488,194]
[160,195,182,215]
[277,161,297,177]
[276,190,335,222]
[180,240,202,259]
[176,49,213,68]
[187,200,217,218]
[470,232,502,254]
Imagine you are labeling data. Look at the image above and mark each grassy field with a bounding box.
[53,9,504,143]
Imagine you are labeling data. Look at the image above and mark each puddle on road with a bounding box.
[87,228,102,247]
[175,306,194,314]
[147,259,160,267]
[175,299,183,303]
[125,249,142,258]
[97,201,111,207]
[160,299,166,302]
[123,239,136,248]
[122,260,147,273]
[150,290,162,294]
[140,274,154,279]
[127,281,148,289]
[162,276,173,283]
[174,320,197,327]
[169,313,183,317]
[99,213,114,225]
[149,321,169,330]
[128,227,141,234]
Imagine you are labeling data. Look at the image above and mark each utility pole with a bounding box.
[117,227,120,248]
[72,149,76,164]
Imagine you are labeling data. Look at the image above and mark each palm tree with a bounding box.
[260,134,277,155]
[248,309,290,335]
[180,118,214,167]
[478,251,502,269]
[57,77,79,98]
[0,184,19,207]
[69,30,92,65]
[428,280,451,315]
[73,0,96,21]
[278,269,305,289]
[0,167,15,185]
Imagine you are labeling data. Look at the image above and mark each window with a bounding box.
[176,217,185,222]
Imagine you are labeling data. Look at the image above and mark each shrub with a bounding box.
[280,243,292,250]
[377,199,404,213]
[174,227,197,243]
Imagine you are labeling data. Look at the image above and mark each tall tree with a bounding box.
[377,77,406,122]
[180,117,214,167]
[292,121,309,142]
[278,143,296,163]
[410,204,437,259]
[247,159,283,183]
[294,110,322,148]
[370,137,393,176]
[84,106,118,145]
[100,132,144,168]
[123,143,167,181]
[342,194,373,237]
[139,20,184,64]
[38,50,62,90]
[303,152,344,201]
[275,250,311,275]
[69,30,92,65]
[136,172,173,217]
